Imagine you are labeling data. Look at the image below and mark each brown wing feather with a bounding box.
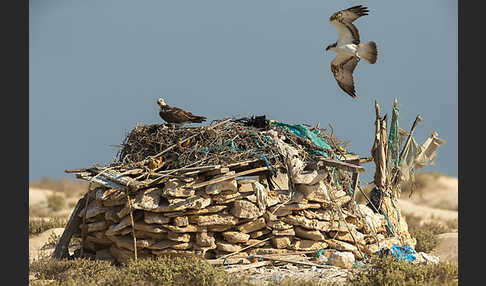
[330,5,369,23]
[330,55,360,98]
[172,106,206,123]
[330,5,369,45]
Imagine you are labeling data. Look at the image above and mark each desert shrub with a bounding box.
[29,217,67,236]
[30,257,115,285]
[349,255,458,286]
[47,194,67,212]
[445,218,458,230]
[406,216,449,253]
[30,256,251,286]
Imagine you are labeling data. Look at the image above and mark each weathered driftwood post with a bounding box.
[369,100,417,248]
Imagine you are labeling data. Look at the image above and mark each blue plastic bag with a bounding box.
[376,244,416,262]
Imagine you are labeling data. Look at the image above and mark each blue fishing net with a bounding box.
[376,244,416,262]
[271,121,332,157]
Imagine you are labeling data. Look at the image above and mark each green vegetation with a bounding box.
[30,255,252,286]
[406,215,450,253]
[349,255,458,286]
[29,217,67,236]
[47,194,67,212]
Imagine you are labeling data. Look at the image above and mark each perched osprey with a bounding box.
[157,98,206,127]
[325,5,378,98]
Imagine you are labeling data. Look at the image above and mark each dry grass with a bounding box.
[46,194,67,212]
[349,255,458,286]
[405,215,451,253]
[29,217,68,237]
[30,255,252,286]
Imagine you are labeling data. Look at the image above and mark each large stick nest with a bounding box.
[114,116,349,172]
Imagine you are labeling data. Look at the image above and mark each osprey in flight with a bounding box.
[157,98,206,127]
[325,5,378,98]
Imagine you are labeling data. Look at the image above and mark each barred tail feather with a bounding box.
[358,41,378,64]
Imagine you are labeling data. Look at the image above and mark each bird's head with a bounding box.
[157,98,167,106]
[325,42,337,52]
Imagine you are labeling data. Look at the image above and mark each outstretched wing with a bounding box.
[329,5,369,45]
[330,54,360,98]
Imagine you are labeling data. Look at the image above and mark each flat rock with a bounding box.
[185,205,227,215]
[78,200,107,219]
[207,225,233,232]
[296,181,330,203]
[414,252,440,265]
[109,245,153,264]
[269,202,321,217]
[216,242,242,253]
[149,196,211,212]
[328,251,355,269]
[105,216,133,235]
[144,212,171,225]
[133,221,168,233]
[192,213,239,226]
[131,188,162,210]
[222,231,250,243]
[237,179,258,193]
[245,239,271,247]
[80,221,108,233]
[196,230,216,247]
[173,216,189,226]
[272,228,295,236]
[134,230,167,240]
[232,200,262,219]
[292,239,328,251]
[163,179,195,197]
[272,236,292,249]
[107,235,155,251]
[295,209,338,221]
[212,192,242,204]
[206,177,237,195]
[237,217,266,233]
[148,240,182,250]
[249,229,271,239]
[171,241,192,250]
[162,224,202,233]
[267,219,293,230]
[95,188,119,201]
[327,230,365,244]
[282,215,331,231]
[293,170,327,185]
[325,239,358,254]
[167,231,191,242]
[294,226,326,241]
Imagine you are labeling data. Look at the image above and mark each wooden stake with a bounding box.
[52,195,87,259]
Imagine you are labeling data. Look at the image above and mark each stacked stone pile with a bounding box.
[61,116,416,264]
[73,166,408,264]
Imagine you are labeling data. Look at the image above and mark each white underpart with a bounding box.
[330,44,358,58]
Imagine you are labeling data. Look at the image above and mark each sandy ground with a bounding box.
[398,199,458,222]
[401,176,458,211]
[29,228,65,263]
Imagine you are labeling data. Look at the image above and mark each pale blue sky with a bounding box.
[29,0,457,183]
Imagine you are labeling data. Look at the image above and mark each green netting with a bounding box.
[388,104,400,167]
[271,121,332,157]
